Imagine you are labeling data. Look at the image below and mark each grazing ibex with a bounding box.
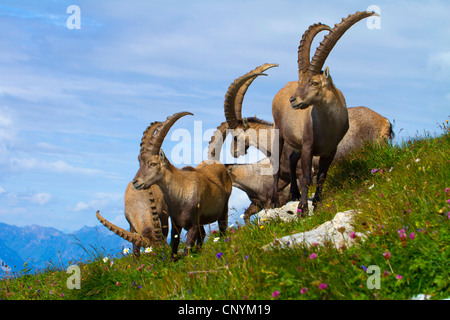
[96,184,168,255]
[133,112,232,259]
[218,60,391,221]
[96,122,169,256]
[272,11,379,215]
[225,159,292,223]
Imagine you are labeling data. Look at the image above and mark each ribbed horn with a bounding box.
[234,63,279,119]
[96,210,152,248]
[147,189,164,243]
[147,111,193,155]
[224,73,267,129]
[309,11,378,74]
[297,23,331,72]
[140,121,162,154]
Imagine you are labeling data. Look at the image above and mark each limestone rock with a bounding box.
[262,209,365,251]
[257,201,314,224]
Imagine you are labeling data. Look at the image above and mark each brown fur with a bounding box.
[272,11,378,215]
[133,112,232,259]
[96,122,171,254]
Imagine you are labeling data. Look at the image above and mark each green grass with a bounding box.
[1,121,449,300]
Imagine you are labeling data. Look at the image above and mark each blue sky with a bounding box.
[0,0,449,232]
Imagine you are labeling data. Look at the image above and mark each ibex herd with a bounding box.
[97,10,390,259]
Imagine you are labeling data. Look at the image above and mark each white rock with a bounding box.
[263,209,366,251]
[257,200,314,224]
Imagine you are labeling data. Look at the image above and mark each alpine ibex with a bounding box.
[219,60,391,221]
[273,11,379,215]
[96,122,169,256]
[132,112,233,259]
[225,159,292,223]
[96,183,168,256]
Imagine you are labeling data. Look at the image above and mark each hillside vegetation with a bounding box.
[1,121,449,300]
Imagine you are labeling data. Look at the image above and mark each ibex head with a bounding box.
[290,11,379,110]
[133,112,193,190]
[224,63,278,157]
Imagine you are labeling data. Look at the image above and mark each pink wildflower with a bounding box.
[318,283,327,290]
[272,290,280,298]
[398,229,407,240]
[300,288,308,294]
[383,251,391,260]
[409,232,416,240]
[309,253,317,260]
[350,231,356,239]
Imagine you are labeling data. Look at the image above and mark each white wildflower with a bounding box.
[213,237,220,243]
[103,257,109,263]
[415,158,421,163]
[123,247,131,255]
[240,214,245,219]
[368,184,375,190]
[144,247,153,253]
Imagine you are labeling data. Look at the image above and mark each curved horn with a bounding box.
[147,189,165,242]
[297,23,331,72]
[224,73,267,129]
[140,121,162,154]
[235,63,279,119]
[96,210,152,248]
[207,121,229,160]
[309,10,378,74]
[148,111,193,155]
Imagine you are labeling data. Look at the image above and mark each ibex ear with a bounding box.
[323,66,330,79]
[159,150,166,163]
[243,118,249,130]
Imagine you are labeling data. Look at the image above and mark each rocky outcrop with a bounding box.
[259,202,366,250]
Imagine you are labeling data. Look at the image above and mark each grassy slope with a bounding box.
[1,123,449,300]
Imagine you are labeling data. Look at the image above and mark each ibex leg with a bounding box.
[170,220,182,260]
[312,151,336,209]
[289,150,301,200]
[298,145,313,218]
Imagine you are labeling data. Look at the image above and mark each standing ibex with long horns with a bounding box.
[132,112,233,259]
[218,61,392,221]
[272,11,379,215]
[96,121,169,256]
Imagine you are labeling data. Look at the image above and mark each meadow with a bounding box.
[1,121,449,300]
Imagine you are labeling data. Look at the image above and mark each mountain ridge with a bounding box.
[0,222,128,277]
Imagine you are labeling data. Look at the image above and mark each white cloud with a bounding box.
[0,106,16,143]
[428,51,450,73]
[71,192,123,213]
[30,192,52,206]
[0,186,5,194]
[73,201,89,212]
[9,157,103,175]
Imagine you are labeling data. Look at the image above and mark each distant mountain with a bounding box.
[0,238,24,277]
[0,222,129,277]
